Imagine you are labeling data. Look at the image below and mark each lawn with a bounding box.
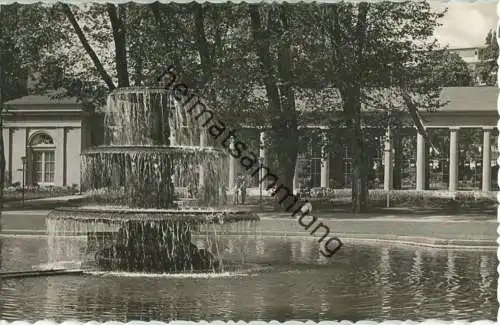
[2,186,79,203]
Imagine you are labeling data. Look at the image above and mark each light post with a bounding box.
[259,157,264,211]
[385,111,391,208]
[20,156,26,205]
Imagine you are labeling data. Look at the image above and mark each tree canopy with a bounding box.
[478,29,498,86]
[0,2,474,212]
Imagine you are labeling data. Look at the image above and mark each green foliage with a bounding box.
[0,2,474,212]
[434,51,473,87]
[315,188,497,208]
[0,4,69,101]
[477,29,498,86]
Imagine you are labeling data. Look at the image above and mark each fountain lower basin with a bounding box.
[48,206,259,223]
[46,207,259,273]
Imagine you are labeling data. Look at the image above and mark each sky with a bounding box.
[432,1,497,48]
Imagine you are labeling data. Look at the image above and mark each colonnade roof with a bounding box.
[4,86,497,114]
[438,87,497,112]
[4,89,81,108]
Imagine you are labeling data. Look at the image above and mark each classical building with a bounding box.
[2,90,90,188]
[2,87,497,194]
[228,87,498,194]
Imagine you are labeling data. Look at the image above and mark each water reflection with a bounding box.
[378,247,392,315]
[479,254,494,309]
[0,236,497,321]
[409,250,424,310]
[445,251,458,316]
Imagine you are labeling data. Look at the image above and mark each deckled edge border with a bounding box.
[0,320,498,325]
[0,0,494,324]
[496,0,500,323]
[0,0,495,4]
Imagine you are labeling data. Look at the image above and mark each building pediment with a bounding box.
[3,89,85,122]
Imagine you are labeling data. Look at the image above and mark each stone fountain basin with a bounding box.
[48,206,260,223]
[46,206,259,273]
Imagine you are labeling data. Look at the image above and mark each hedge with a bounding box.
[246,188,497,209]
[2,184,79,202]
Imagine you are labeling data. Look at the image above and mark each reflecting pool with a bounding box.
[0,235,496,322]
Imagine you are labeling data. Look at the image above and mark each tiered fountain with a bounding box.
[46,87,259,273]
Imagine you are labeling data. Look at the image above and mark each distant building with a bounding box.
[449,46,490,85]
[450,47,483,67]
[2,90,91,188]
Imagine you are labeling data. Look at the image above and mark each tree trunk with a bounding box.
[274,5,298,190]
[343,90,368,213]
[61,3,116,90]
[107,4,129,88]
[343,3,369,213]
[273,83,298,191]
[249,4,299,191]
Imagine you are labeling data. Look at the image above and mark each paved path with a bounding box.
[0,209,496,249]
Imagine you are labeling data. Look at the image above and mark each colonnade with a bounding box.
[226,131,331,192]
[399,127,494,192]
[225,127,495,193]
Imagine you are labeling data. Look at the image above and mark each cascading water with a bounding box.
[46,87,259,273]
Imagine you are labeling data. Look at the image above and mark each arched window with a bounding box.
[30,133,55,184]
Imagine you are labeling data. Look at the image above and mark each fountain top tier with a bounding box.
[103,87,206,147]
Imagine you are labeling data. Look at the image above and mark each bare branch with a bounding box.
[61,3,116,90]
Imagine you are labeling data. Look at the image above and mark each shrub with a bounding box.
[317,189,497,208]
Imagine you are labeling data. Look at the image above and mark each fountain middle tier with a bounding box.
[81,145,227,209]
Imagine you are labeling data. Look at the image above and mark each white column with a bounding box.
[383,127,393,191]
[259,131,268,192]
[482,128,492,192]
[55,128,65,186]
[198,130,207,188]
[320,133,329,188]
[228,137,236,190]
[293,157,300,194]
[448,127,459,192]
[416,132,426,191]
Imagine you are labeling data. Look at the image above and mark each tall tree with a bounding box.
[435,50,473,86]
[0,4,69,200]
[248,4,299,190]
[478,29,498,86]
[306,2,445,212]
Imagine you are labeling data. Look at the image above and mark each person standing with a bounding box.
[299,199,313,216]
[240,178,247,205]
[221,184,228,205]
[232,180,240,205]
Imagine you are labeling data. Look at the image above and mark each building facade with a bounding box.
[227,87,498,194]
[2,90,90,188]
[2,87,497,194]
